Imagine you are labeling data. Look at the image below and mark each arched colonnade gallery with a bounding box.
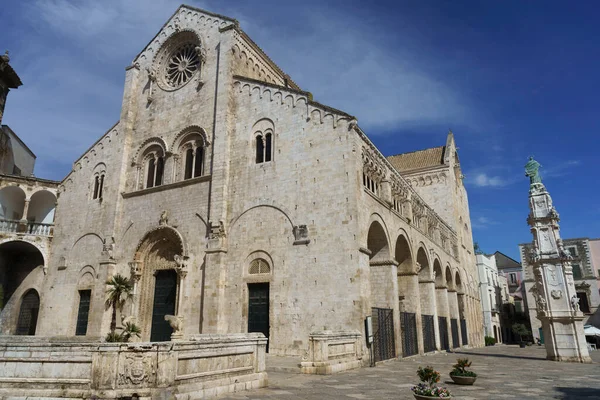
[366,218,481,359]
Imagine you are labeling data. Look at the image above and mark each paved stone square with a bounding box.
[220,345,600,399]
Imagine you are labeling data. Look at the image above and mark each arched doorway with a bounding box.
[0,240,44,314]
[417,247,436,353]
[433,260,449,351]
[396,234,419,357]
[366,220,396,362]
[455,271,468,346]
[133,227,185,342]
[16,289,39,335]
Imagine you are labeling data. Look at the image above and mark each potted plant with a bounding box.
[449,358,477,385]
[411,365,452,399]
[512,323,530,348]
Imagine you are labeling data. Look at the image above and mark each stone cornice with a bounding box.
[122,175,211,198]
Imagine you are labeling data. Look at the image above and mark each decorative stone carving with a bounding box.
[536,295,547,315]
[121,314,136,326]
[165,314,184,339]
[129,261,142,281]
[102,236,116,260]
[570,295,580,312]
[208,219,226,239]
[159,210,168,226]
[174,254,189,278]
[145,67,157,103]
[293,225,310,245]
[557,239,573,260]
[118,352,154,386]
[551,290,562,300]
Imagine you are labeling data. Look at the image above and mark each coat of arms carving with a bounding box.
[118,353,155,386]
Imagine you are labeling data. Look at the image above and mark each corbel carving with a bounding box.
[293,225,310,245]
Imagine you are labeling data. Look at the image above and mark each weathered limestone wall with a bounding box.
[0,333,267,399]
[227,78,358,355]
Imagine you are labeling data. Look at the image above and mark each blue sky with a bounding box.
[1,0,598,259]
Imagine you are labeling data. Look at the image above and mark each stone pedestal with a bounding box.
[525,176,591,363]
[300,330,363,374]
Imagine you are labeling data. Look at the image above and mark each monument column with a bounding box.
[524,157,590,363]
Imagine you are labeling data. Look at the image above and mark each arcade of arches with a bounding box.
[367,220,481,358]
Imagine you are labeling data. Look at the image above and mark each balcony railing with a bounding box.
[0,219,53,237]
[27,222,53,236]
[0,219,19,233]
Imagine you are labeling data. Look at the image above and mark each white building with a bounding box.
[476,253,508,342]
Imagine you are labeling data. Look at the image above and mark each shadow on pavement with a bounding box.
[453,350,544,361]
[554,387,600,399]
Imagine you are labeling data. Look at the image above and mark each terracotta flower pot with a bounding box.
[450,375,477,385]
[413,394,452,400]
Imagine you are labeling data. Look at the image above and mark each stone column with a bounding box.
[447,288,461,347]
[418,275,437,353]
[435,283,450,350]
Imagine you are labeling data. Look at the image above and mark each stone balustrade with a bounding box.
[0,333,267,399]
[0,219,54,236]
[300,330,363,374]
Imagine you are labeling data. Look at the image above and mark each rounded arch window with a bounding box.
[249,258,271,275]
[155,31,201,91]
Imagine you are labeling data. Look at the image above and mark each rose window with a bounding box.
[165,43,200,88]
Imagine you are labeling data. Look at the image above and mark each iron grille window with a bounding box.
[422,314,436,353]
[249,259,271,275]
[451,318,460,348]
[460,319,468,345]
[372,308,396,362]
[401,312,418,357]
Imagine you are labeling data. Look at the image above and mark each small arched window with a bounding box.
[145,154,164,188]
[93,176,100,199]
[183,144,204,179]
[255,132,273,164]
[249,258,271,275]
[91,163,106,200]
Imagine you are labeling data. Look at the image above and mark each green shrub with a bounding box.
[450,358,477,377]
[484,336,496,346]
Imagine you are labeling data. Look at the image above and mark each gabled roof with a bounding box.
[386,146,446,173]
[132,4,300,90]
[1,125,35,158]
[494,251,521,270]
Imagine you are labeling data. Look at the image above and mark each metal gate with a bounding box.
[422,314,436,353]
[438,316,449,351]
[400,312,418,357]
[372,308,396,362]
[460,319,468,346]
[451,318,459,348]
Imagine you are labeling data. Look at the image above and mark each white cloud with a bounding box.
[470,173,509,188]
[4,0,481,179]
[471,216,497,230]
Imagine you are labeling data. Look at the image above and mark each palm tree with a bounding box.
[105,274,134,334]
[121,322,142,342]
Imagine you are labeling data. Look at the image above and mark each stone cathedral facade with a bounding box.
[1,5,483,359]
